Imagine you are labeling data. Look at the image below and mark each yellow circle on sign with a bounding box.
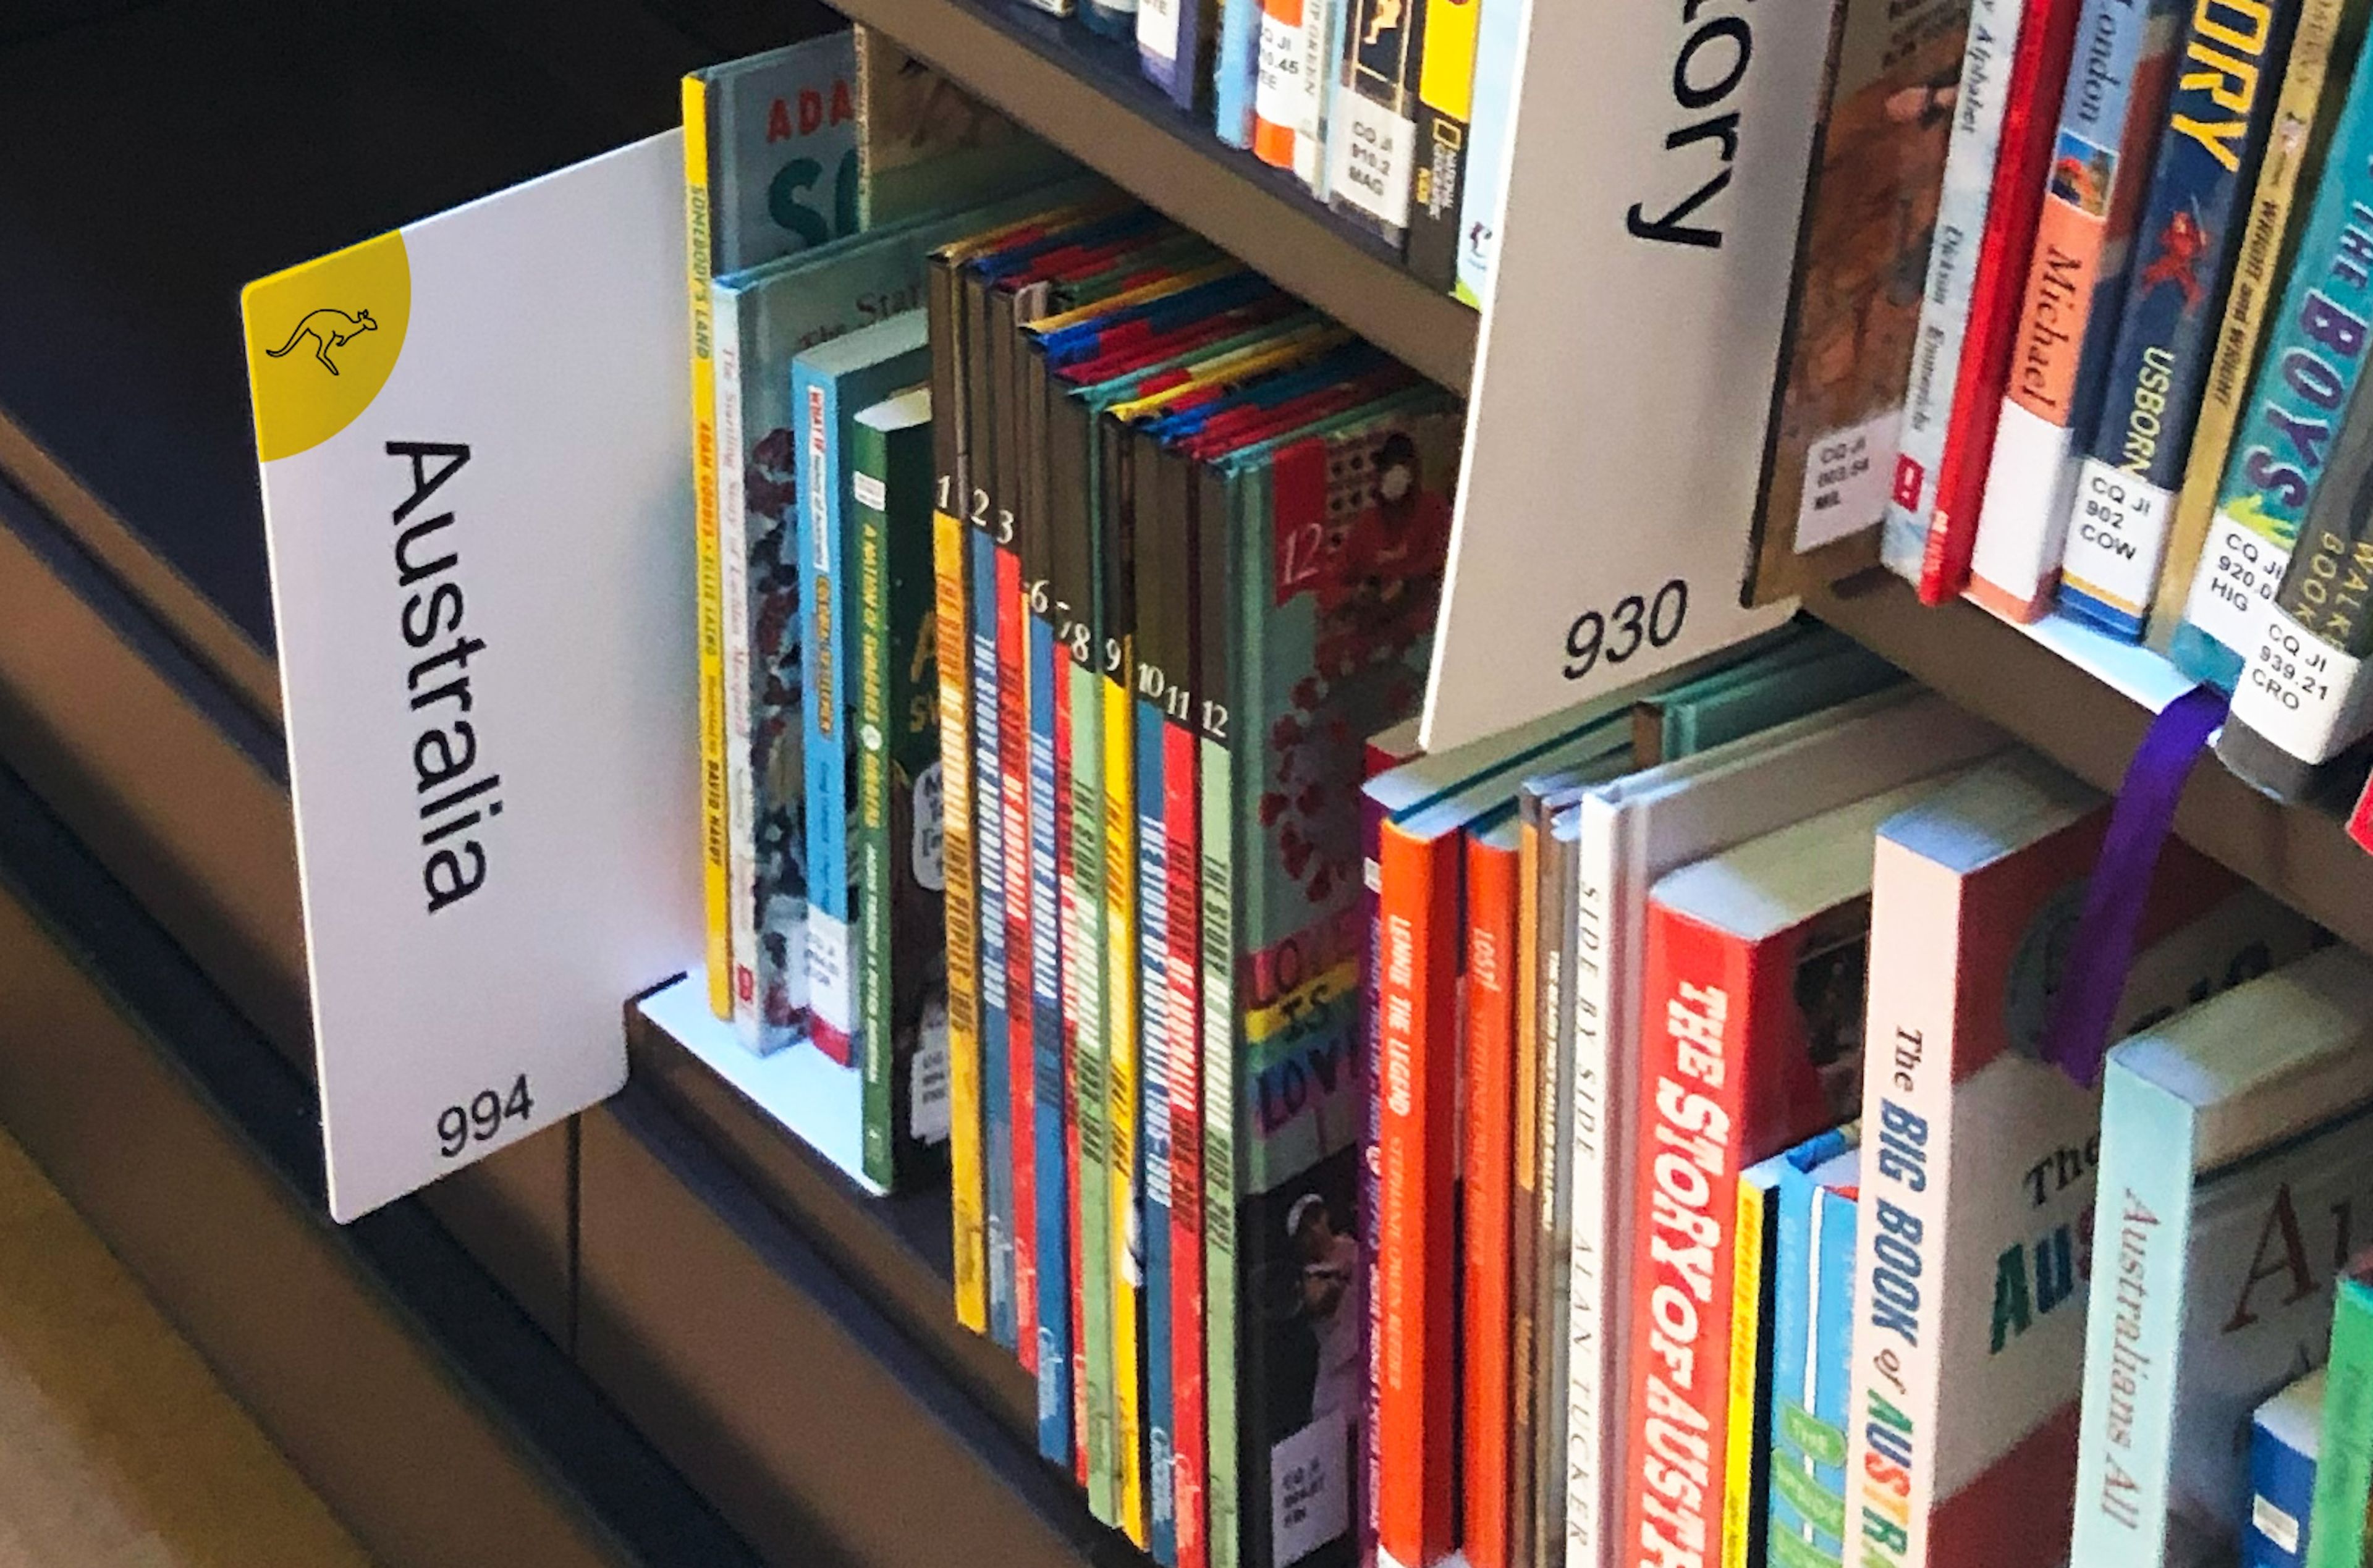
[243,230,410,463]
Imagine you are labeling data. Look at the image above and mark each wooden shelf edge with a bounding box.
[1808,574,2373,955]
[840,0,1478,389]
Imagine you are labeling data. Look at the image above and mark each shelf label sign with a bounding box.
[246,134,700,1221]
[1417,0,1830,748]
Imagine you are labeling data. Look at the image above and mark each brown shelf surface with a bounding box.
[1808,573,2373,956]
[840,0,1478,389]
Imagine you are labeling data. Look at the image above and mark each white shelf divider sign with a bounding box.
[1419,0,1830,751]
[246,133,701,1221]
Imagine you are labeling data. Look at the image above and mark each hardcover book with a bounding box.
[1840,751,2321,1568]
[2071,944,2373,1568]
[1766,1131,1863,1568]
[2058,0,2303,639]
[2251,1367,2325,1568]
[1618,778,1945,1568]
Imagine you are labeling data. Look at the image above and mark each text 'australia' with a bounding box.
[387,442,503,916]
[1628,0,1758,248]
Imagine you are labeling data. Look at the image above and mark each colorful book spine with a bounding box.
[1506,799,1544,1568]
[1375,817,1461,1568]
[2172,13,2373,689]
[1766,1134,1859,1568]
[684,76,734,1020]
[2308,1261,2373,1568]
[1462,822,1520,1568]
[1163,482,1210,1568]
[1253,0,1334,188]
[1027,425,1075,1467]
[1911,0,2088,605]
[973,514,1018,1351]
[1728,1158,1784,1568]
[1406,0,1481,292]
[1135,442,1181,1567]
[929,259,987,1334]
[1451,0,1521,308]
[1534,802,1576,1568]
[850,388,944,1191]
[1196,452,1242,1568]
[2250,1370,2324,1568]
[1969,0,2183,619]
[714,295,771,1054]
[799,372,857,1070]
[2058,0,2301,638]
[1881,0,2030,582]
[1105,421,1150,1547]
[1216,0,1267,148]
[1327,0,1424,248]
[2152,0,2357,648]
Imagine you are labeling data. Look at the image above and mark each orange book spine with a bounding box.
[1376,820,1460,1568]
[1461,828,1520,1568]
[1250,0,1306,169]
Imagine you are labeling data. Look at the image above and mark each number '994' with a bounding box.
[438,1074,534,1158]
[1564,579,1688,680]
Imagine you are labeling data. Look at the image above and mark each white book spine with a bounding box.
[1969,398,2081,614]
[1564,795,1630,1568]
[1841,844,1956,1568]
[1139,0,1182,68]
[1880,0,2025,583]
[714,292,763,1055]
[1294,0,1335,189]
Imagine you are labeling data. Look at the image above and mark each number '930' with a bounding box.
[438,1074,534,1158]
[1564,579,1688,680]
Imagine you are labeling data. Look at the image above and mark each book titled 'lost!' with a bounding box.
[244,133,700,1223]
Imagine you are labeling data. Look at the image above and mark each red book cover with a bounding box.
[1918,0,2086,604]
[1057,676,1090,1488]
[1461,824,1521,1568]
[997,542,1038,1372]
[1618,785,1901,1568]
[1376,819,1460,1568]
[1164,715,1208,1568]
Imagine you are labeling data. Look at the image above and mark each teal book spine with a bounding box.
[2176,17,2373,689]
[2308,1266,2373,1568]
[702,33,861,274]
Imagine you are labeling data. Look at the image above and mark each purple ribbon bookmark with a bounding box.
[2039,682,2231,1089]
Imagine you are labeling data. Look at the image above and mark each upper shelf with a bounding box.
[835,0,1481,389]
[1807,573,2373,956]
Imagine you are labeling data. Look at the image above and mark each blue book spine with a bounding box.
[1173,0,1214,110]
[1768,1134,1856,1568]
[1452,0,1523,307]
[2175,19,2373,689]
[1214,0,1264,148]
[2247,1381,2320,1568]
[796,360,862,1063]
[973,525,1018,1352]
[1031,604,1075,1465]
[2060,0,2301,639]
[1137,683,1179,1566]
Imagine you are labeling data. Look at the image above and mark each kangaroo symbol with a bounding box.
[264,308,378,376]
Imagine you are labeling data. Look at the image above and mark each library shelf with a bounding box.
[831,0,1479,389]
[1807,571,2373,956]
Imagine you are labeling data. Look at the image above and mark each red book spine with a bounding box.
[1376,820,1460,1568]
[1620,905,1754,1568]
[1164,718,1208,1568]
[998,544,1038,1372]
[1057,676,1089,1488]
[1461,829,1520,1568]
[1918,0,2087,604]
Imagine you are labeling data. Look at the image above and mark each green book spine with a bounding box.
[2309,1268,2373,1568]
[853,390,943,1189]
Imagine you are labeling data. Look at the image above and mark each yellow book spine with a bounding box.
[1720,1176,1770,1568]
[2153,0,2353,647]
[683,76,732,1018]
[1104,661,1146,1545]
[937,508,989,1333]
[1417,0,1481,117]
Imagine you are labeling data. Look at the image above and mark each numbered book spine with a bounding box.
[2219,382,2373,790]
[1452,0,1522,308]
[1327,0,1426,249]
[1103,416,1151,1546]
[2059,0,2301,639]
[2152,0,2356,648]
[800,361,859,1067]
[1164,464,1211,1568]
[930,260,988,1335]
[1969,0,2183,619]
[1459,826,1518,1568]
[1913,0,2089,604]
[1134,433,1181,1568]
[685,76,734,1020]
[1026,417,1075,1469]
[1216,0,1267,147]
[1375,820,1461,1568]
[1196,461,1243,1568]
[1406,0,1481,293]
[2172,17,2373,690]
[1880,0,2031,583]
[2308,1267,2373,1568]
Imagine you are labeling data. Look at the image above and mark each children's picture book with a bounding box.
[2071,944,2373,1568]
[1841,751,2321,1568]
[2251,1367,2325,1568]
[1766,1129,1863,1568]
